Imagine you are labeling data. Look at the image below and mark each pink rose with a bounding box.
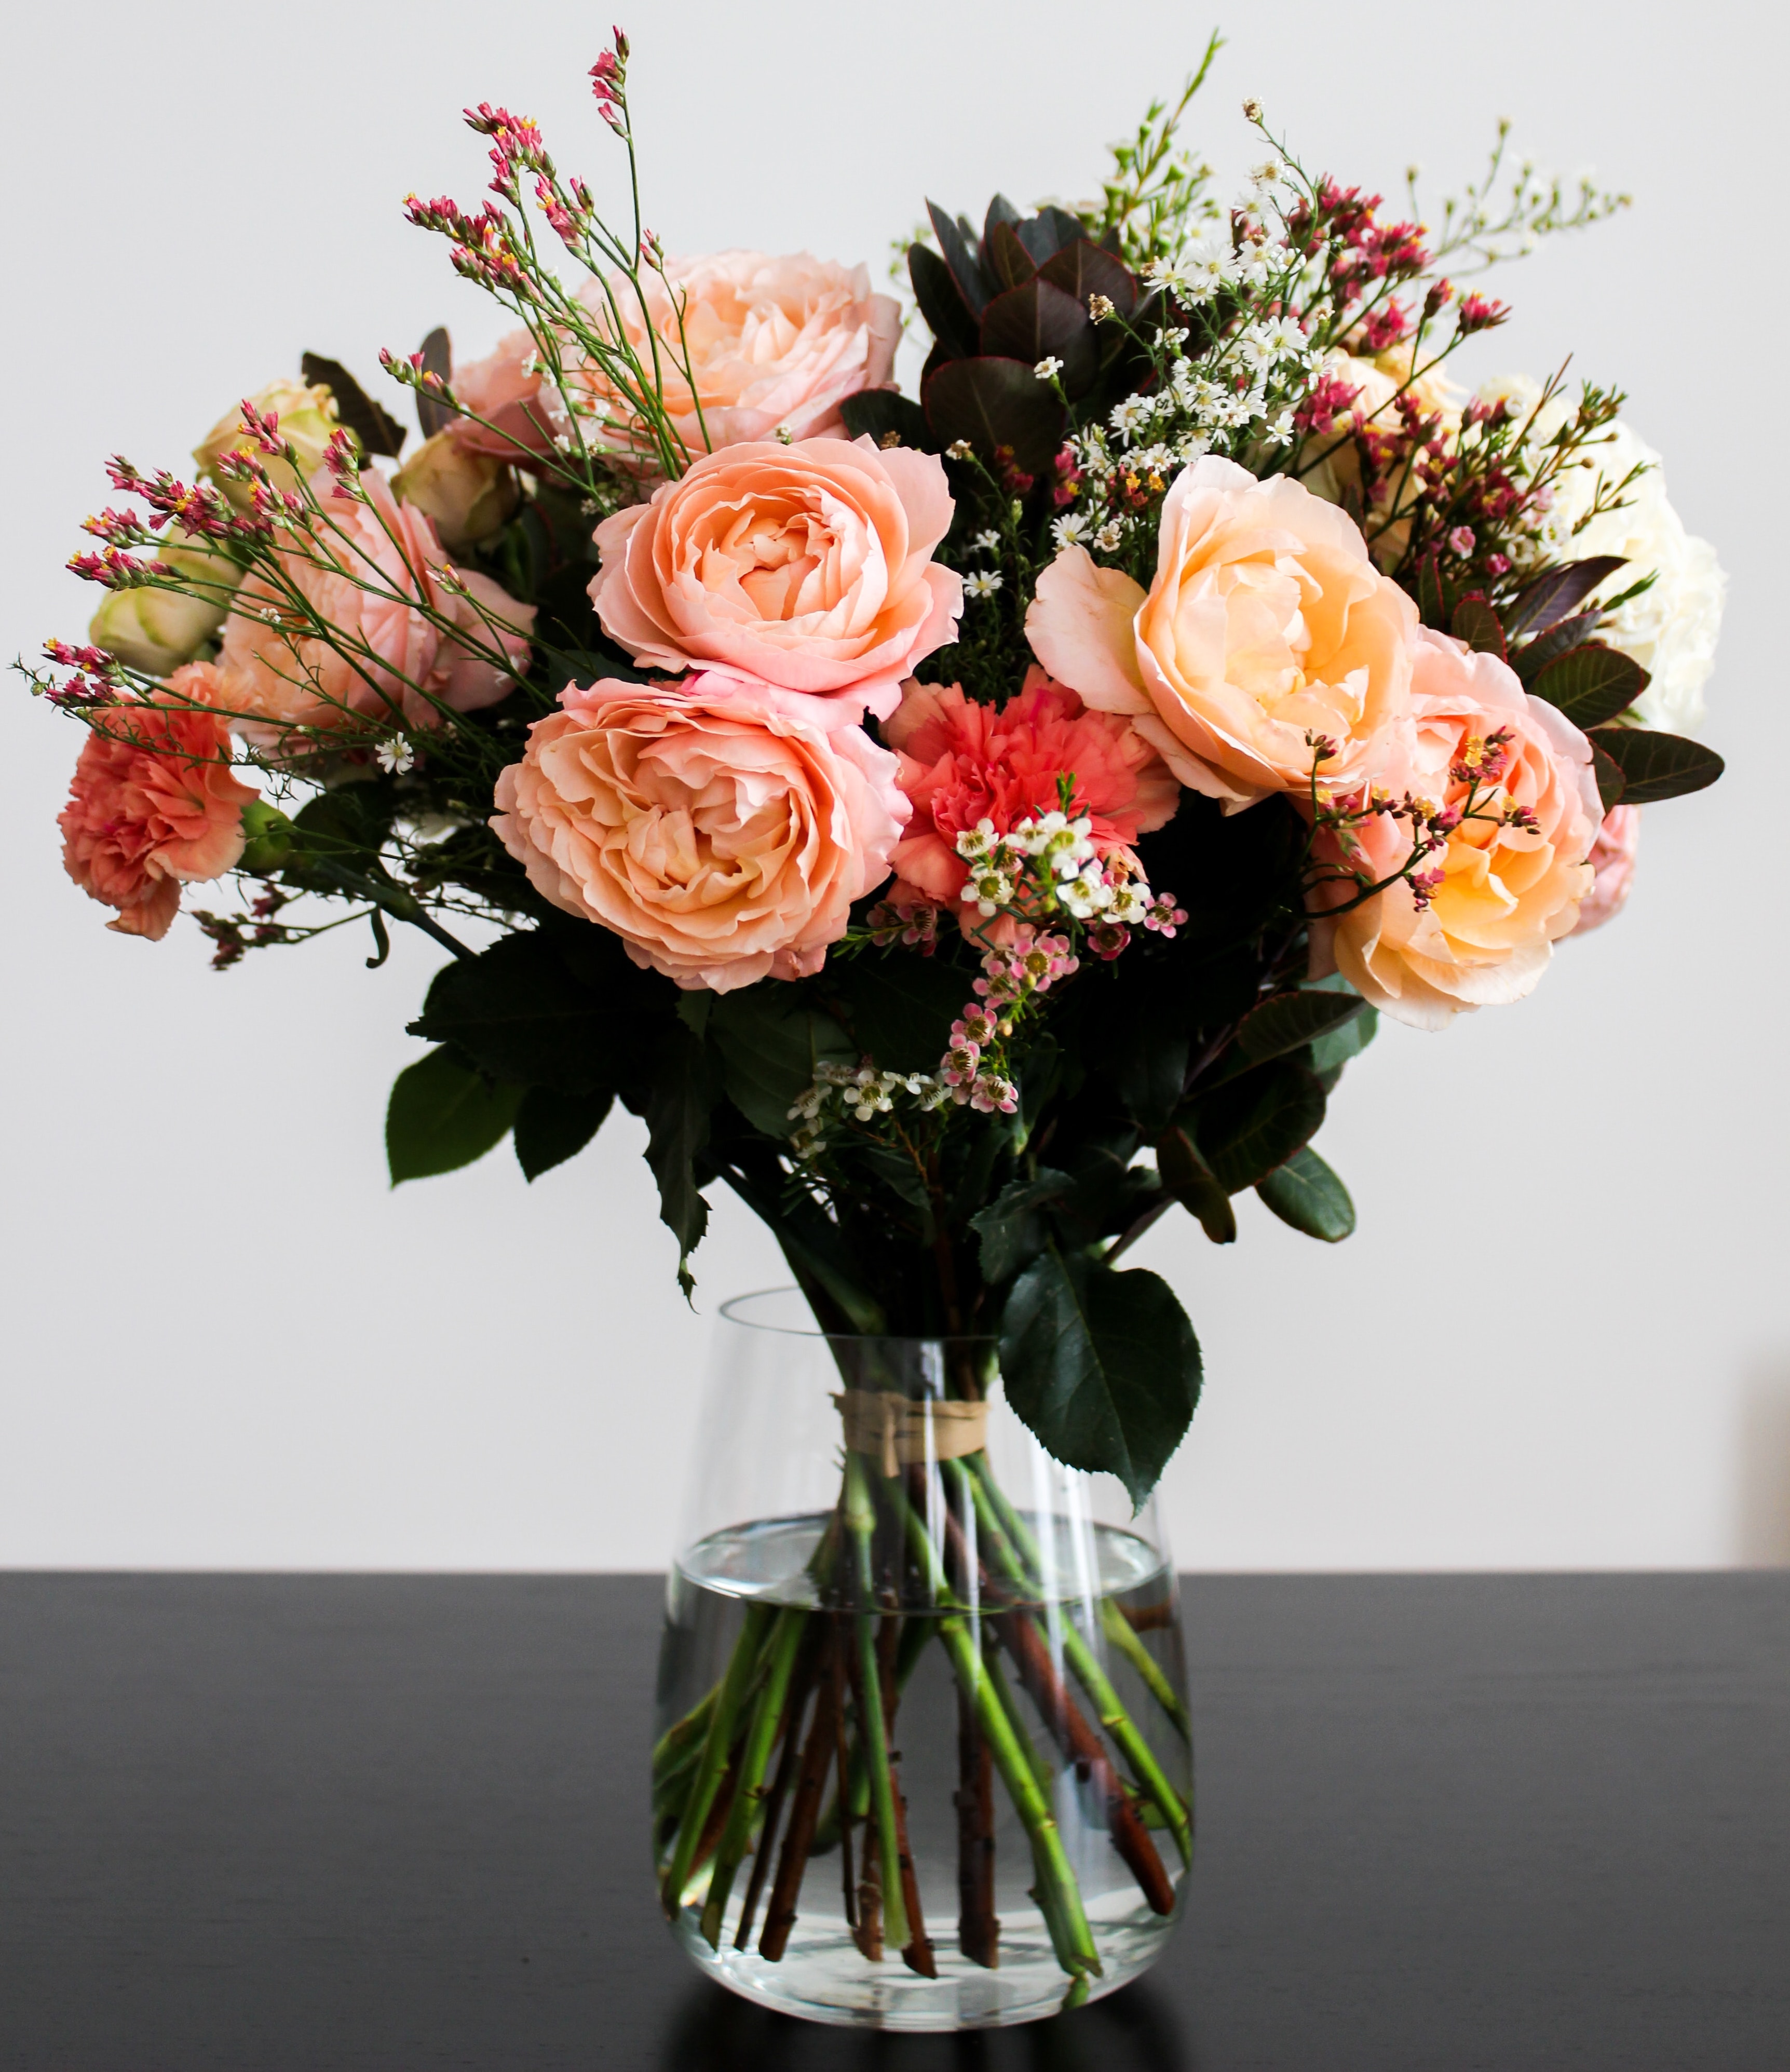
[1312,631,1602,1028]
[449,328,554,462]
[885,668,1180,914]
[491,673,908,992]
[588,436,960,719]
[560,250,900,457]
[58,667,259,941]
[1573,804,1641,933]
[215,471,535,742]
[1026,454,1418,810]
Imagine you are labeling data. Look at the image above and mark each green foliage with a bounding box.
[1000,1247,1202,1509]
[643,1025,715,1298]
[1256,1145,1356,1241]
[387,1047,522,1185]
[825,954,969,1075]
[1184,1061,1326,1195]
[969,1170,1072,1284]
[1156,1127,1236,1244]
[1231,990,1367,1074]
[706,989,855,1137]
[514,1085,613,1181]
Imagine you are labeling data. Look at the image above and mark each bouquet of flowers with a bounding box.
[29,29,1726,2012]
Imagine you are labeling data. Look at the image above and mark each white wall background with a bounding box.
[2,0,1782,1570]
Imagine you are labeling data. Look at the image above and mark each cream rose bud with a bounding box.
[491,673,908,993]
[391,431,519,552]
[1312,630,1603,1030]
[589,436,960,718]
[88,530,243,674]
[1476,376,1726,737]
[1026,454,1418,810]
[194,379,343,511]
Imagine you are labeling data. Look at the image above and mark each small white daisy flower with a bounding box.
[965,570,1004,600]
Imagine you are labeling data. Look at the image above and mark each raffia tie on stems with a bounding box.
[834,1391,988,1480]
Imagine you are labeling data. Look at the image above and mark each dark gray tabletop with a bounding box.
[0,1574,1784,2070]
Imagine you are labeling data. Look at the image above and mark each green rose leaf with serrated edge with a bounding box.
[387,1048,522,1185]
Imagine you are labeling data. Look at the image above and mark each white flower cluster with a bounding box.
[787,1061,950,1161]
[955,814,1152,924]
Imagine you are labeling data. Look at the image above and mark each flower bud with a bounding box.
[87,530,243,675]
[391,431,520,551]
[195,380,343,510]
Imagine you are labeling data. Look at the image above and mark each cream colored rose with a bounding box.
[392,431,519,551]
[1301,347,1463,570]
[589,435,959,719]
[1314,630,1602,1028]
[553,250,901,458]
[88,530,243,675]
[1476,375,1725,736]
[195,380,343,511]
[1026,454,1418,810]
[491,674,908,992]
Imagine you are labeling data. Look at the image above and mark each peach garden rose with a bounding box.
[215,471,535,742]
[559,250,901,457]
[491,673,908,992]
[58,668,259,941]
[1026,453,1418,810]
[588,436,960,718]
[1312,631,1602,1028]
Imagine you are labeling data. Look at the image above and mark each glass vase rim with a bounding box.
[717,1287,999,1352]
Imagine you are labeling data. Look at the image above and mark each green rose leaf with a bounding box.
[1185,1060,1326,1194]
[705,989,855,1139]
[644,1025,716,1298]
[1156,1127,1237,1244]
[1256,1144,1357,1241]
[514,1085,614,1182]
[1000,1246,1202,1509]
[387,1047,522,1186]
[969,1169,1073,1283]
[828,953,968,1076]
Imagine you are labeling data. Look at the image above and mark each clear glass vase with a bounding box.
[653,1290,1192,2032]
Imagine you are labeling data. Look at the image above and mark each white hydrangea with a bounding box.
[1478,375,1726,735]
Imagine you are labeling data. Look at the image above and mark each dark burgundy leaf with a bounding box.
[416,327,453,439]
[1587,726,1725,805]
[907,244,979,359]
[1511,610,1599,682]
[1016,207,1086,265]
[983,193,1024,252]
[978,281,1098,397]
[1037,240,1140,319]
[984,220,1037,292]
[301,351,405,459]
[1590,741,1626,813]
[1501,556,1628,642]
[838,390,935,452]
[923,357,1067,477]
[926,201,988,315]
[1531,643,1649,730]
[1450,595,1507,660]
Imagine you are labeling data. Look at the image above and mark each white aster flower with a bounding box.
[1051,511,1093,549]
[376,738,415,776]
[965,570,1004,600]
[1092,519,1127,553]
[1109,395,1155,440]
[1034,356,1064,381]
[1263,409,1296,446]
[972,529,1001,554]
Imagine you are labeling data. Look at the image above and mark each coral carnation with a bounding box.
[884,669,1180,914]
[492,674,908,992]
[58,666,259,941]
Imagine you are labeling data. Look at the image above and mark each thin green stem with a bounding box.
[843,1455,910,1953]
[660,1600,773,1915]
[699,1607,808,1947]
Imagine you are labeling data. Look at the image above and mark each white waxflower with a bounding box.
[965,569,1004,600]
[956,818,998,860]
[1109,395,1155,440]
[1034,356,1064,381]
[376,738,415,776]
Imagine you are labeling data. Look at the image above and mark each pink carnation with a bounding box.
[491,673,908,992]
[883,668,1181,912]
[58,667,259,941]
[1574,804,1640,933]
